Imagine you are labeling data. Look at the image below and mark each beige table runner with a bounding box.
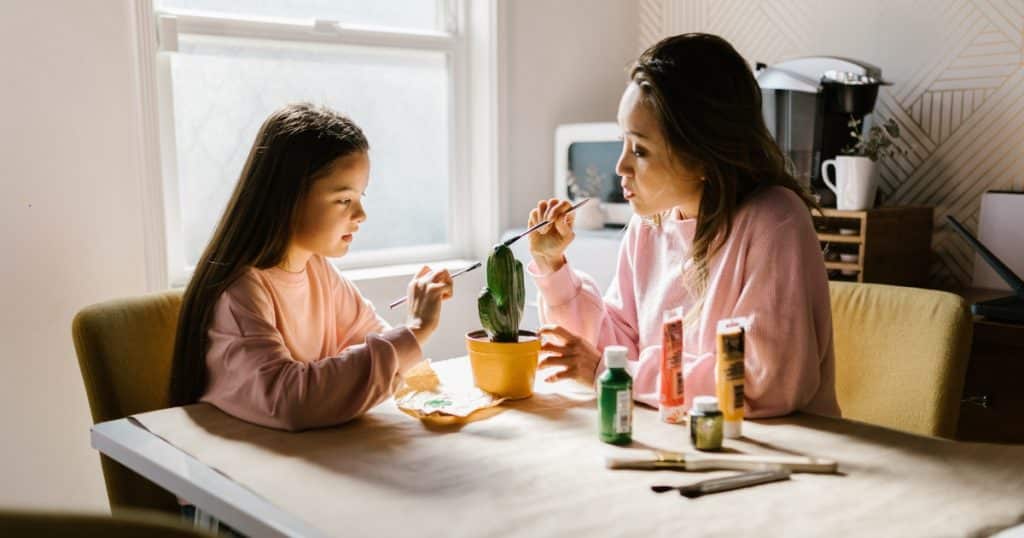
[134,358,1024,537]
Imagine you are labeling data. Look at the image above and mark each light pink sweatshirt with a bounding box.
[201,255,422,431]
[531,186,841,418]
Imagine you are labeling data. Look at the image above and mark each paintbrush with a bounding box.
[387,198,589,310]
[497,197,592,249]
[387,261,482,309]
[651,468,792,497]
[605,449,837,474]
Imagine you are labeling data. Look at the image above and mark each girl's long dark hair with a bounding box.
[170,103,369,406]
[629,33,817,323]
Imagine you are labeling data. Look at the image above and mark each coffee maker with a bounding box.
[755,57,889,207]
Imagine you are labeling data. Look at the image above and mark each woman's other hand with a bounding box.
[537,324,601,386]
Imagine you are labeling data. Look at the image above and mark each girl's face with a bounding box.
[615,82,704,218]
[291,151,370,260]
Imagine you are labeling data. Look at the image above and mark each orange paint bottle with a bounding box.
[659,307,686,423]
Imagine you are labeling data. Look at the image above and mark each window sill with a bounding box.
[337,258,479,284]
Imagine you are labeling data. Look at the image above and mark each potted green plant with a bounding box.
[821,116,908,210]
[842,117,908,162]
[465,245,540,399]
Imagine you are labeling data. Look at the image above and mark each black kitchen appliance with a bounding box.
[756,57,890,207]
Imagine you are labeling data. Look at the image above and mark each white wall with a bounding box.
[0,1,148,511]
[0,0,637,513]
[501,0,638,232]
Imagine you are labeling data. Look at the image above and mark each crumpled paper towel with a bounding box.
[394,360,505,423]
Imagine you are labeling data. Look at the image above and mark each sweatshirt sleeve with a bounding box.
[726,214,832,418]
[529,222,647,385]
[201,274,422,431]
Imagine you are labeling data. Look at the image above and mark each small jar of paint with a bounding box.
[690,396,724,451]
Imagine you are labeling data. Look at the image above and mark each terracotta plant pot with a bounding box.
[465,330,540,399]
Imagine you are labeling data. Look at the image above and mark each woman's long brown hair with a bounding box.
[629,33,817,321]
[169,103,369,406]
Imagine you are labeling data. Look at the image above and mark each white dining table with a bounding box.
[93,358,1024,537]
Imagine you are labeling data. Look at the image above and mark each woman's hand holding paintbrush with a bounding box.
[528,197,590,274]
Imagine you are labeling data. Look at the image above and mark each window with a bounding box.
[138,0,496,287]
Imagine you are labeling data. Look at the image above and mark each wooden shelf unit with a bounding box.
[813,206,933,287]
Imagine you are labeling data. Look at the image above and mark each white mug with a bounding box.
[821,155,879,210]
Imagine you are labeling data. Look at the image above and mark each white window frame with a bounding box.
[130,0,501,290]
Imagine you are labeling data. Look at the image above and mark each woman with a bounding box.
[528,34,840,418]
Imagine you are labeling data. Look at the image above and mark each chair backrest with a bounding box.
[0,508,212,537]
[829,282,973,438]
[72,290,184,514]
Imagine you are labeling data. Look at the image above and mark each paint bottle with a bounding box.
[715,318,747,439]
[689,395,724,451]
[598,345,633,445]
[659,307,686,423]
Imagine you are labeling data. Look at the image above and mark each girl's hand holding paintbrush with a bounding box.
[528,198,585,274]
[404,266,454,346]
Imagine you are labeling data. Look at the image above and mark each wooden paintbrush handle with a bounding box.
[606,450,838,474]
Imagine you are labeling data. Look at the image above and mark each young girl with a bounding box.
[170,103,453,431]
[529,34,840,418]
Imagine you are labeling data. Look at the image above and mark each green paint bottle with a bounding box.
[598,345,633,445]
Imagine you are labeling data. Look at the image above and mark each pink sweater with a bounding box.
[201,255,422,431]
[531,186,841,418]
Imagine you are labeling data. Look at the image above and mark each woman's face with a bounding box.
[615,82,704,218]
[291,151,370,259]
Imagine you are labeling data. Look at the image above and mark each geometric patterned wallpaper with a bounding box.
[639,0,1024,289]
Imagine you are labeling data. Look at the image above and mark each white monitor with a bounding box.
[553,122,632,227]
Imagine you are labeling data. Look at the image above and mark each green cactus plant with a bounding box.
[477,245,525,343]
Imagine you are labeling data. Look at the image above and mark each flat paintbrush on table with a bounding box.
[652,468,792,498]
[606,449,838,474]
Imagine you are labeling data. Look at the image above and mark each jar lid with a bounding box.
[692,395,720,414]
[603,345,628,369]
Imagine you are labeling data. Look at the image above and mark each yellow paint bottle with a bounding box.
[715,318,746,439]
